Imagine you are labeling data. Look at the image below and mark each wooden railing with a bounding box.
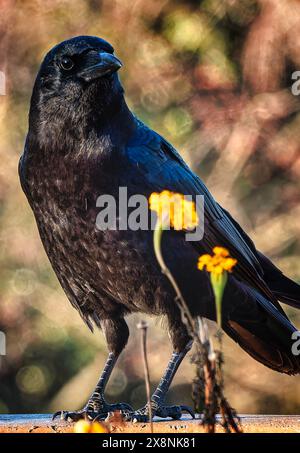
[0,414,299,433]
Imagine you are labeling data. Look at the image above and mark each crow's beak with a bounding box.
[78,52,123,82]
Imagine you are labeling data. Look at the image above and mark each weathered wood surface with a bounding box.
[0,414,300,433]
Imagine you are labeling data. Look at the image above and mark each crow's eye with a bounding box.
[59,56,74,71]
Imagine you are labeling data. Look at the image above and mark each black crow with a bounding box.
[19,36,300,421]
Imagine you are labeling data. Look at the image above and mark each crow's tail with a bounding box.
[223,281,300,375]
[258,251,300,309]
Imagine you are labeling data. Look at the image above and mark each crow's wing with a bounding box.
[127,119,283,311]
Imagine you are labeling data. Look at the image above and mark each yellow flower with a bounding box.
[90,422,109,433]
[208,264,223,275]
[74,419,109,433]
[213,246,229,257]
[197,247,237,327]
[197,247,237,276]
[197,254,212,270]
[222,257,238,271]
[149,190,198,230]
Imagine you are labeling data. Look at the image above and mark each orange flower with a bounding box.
[149,190,198,230]
[198,247,237,327]
[198,248,237,276]
[213,246,229,257]
[74,419,109,433]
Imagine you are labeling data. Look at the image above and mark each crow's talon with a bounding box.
[52,409,93,422]
[156,405,195,420]
[123,412,149,423]
[52,410,80,422]
[52,402,134,422]
[106,402,133,413]
[127,403,195,422]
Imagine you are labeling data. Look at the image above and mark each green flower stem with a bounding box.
[153,219,196,334]
[210,271,228,327]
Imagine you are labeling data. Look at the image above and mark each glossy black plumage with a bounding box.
[19,36,300,418]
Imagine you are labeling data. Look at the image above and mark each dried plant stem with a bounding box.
[203,359,217,433]
[153,221,242,433]
[215,331,242,433]
[137,320,153,433]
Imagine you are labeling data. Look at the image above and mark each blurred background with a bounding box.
[0,0,300,415]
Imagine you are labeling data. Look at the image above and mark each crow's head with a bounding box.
[29,36,124,138]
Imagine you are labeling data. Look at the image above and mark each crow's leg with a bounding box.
[130,315,195,421]
[53,317,133,421]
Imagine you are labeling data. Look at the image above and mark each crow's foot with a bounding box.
[52,402,133,422]
[125,402,195,422]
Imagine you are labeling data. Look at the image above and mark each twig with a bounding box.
[137,320,153,433]
[153,220,241,432]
